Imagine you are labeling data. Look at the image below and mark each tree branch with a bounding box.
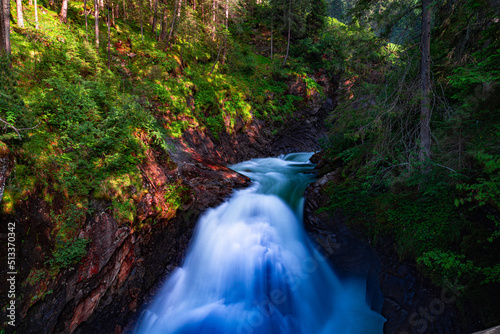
[0,117,21,139]
[0,117,40,139]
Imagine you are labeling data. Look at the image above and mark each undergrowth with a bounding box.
[0,0,320,283]
[315,5,500,326]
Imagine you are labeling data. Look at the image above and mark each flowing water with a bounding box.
[135,152,385,334]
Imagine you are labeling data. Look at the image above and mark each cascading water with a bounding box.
[135,152,385,334]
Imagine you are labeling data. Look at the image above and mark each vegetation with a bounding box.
[1,0,499,329]
[0,0,328,309]
[314,0,500,326]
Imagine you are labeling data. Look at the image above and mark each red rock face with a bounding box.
[4,129,257,334]
[78,213,122,281]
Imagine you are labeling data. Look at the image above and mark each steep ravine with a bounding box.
[0,72,334,334]
[2,69,476,333]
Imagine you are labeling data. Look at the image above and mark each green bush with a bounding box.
[0,55,29,141]
[46,238,90,271]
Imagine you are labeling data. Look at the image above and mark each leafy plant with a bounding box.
[46,237,90,271]
[0,55,30,141]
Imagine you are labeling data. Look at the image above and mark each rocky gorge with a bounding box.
[303,163,481,334]
[0,71,481,334]
[0,72,332,334]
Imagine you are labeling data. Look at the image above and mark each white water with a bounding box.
[135,153,385,334]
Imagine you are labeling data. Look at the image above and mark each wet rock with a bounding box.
[472,325,500,334]
[304,178,384,314]
[176,117,274,165]
[304,174,480,334]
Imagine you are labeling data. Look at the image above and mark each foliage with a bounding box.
[164,181,191,211]
[46,237,90,271]
[418,250,500,286]
[257,0,327,43]
[0,54,30,141]
[306,0,328,36]
[0,0,498,327]
[19,74,148,201]
[43,203,91,272]
[317,0,500,324]
[456,152,500,208]
[1,0,324,290]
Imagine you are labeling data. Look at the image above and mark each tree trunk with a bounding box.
[34,0,38,29]
[151,0,158,33]
[282,0,291,67]
[122,0,125,20]
[16,0,23,28]
[221,0,227,64]
[95,0,99,50]
[0,0,4,54]
[270,17,273,60]
[107,0,111,69]
[140,1,143,44]
[166,0,178,48]
[159,7,168,42]
[84,0,88,39]
[0,0,11,55]
[224,0,227,29]
[60,0,68,23]
[419,0,432,163]
[212,0,216,39]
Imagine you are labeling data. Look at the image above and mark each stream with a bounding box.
[134,152,385,334]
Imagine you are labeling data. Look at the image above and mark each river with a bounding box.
[134,152,385,334]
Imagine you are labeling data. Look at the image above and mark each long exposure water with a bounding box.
[135,152,385,334]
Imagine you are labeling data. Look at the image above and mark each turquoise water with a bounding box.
[134,153,385,334]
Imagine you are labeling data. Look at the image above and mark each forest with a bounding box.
[1,0,500,332]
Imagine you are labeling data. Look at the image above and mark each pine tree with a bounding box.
[306,0,326,36]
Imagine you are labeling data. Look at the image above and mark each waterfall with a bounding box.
[135,153,385,334]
